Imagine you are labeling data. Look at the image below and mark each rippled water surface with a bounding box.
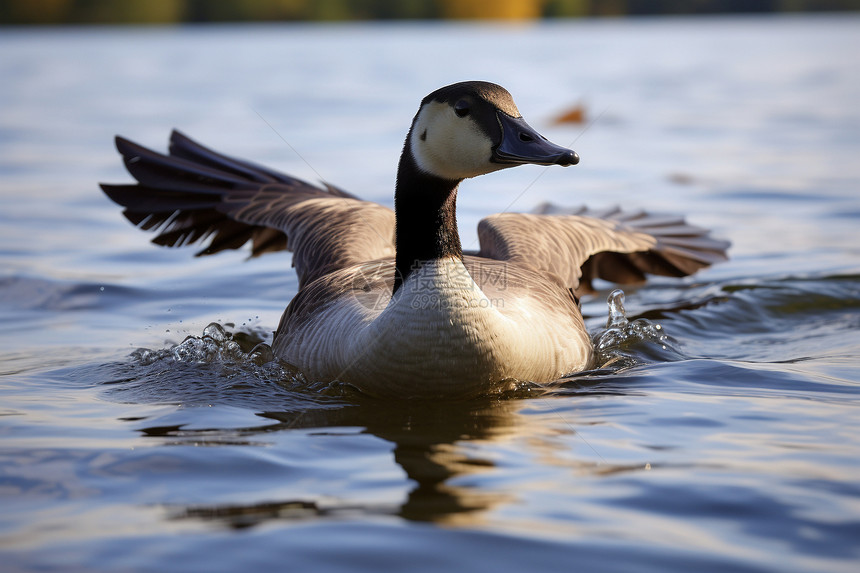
[2,17,860,572]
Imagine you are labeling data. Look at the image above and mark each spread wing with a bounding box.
[100,130,395,289]
[476,205,729,294]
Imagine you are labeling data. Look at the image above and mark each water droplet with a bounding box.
[202,322,228,342]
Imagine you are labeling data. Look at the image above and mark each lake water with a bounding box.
[2,16,860,572]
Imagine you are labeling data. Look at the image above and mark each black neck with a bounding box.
[393,151,463,293]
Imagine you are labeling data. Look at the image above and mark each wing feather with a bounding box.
[477,205,729,294]
[101,130,394,288]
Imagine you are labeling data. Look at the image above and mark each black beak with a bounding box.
[492,113,579,167]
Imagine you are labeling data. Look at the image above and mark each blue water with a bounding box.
[2,16,860,572]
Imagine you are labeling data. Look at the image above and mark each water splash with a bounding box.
[93,322,348,411]
[133,323,237,365]
[591,289,676,369]
[130,322,300,384]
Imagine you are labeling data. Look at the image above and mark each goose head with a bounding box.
[405,81,579,182]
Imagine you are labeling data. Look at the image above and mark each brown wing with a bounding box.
[477,204,729,294]
[100,130,395,289]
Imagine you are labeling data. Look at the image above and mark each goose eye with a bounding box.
[454,100,470,118]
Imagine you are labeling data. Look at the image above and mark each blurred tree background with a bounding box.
[1,0,858,24]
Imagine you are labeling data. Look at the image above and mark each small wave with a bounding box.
[645,273,860,363]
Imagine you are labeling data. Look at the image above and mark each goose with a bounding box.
[101,81,728,398]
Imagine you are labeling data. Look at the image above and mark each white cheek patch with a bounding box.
[410,102,504,181]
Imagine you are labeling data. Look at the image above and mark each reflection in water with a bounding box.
[360,399,520,525]
[155,387,658,531]
[172,500,337,530]
[162,397,527,528]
